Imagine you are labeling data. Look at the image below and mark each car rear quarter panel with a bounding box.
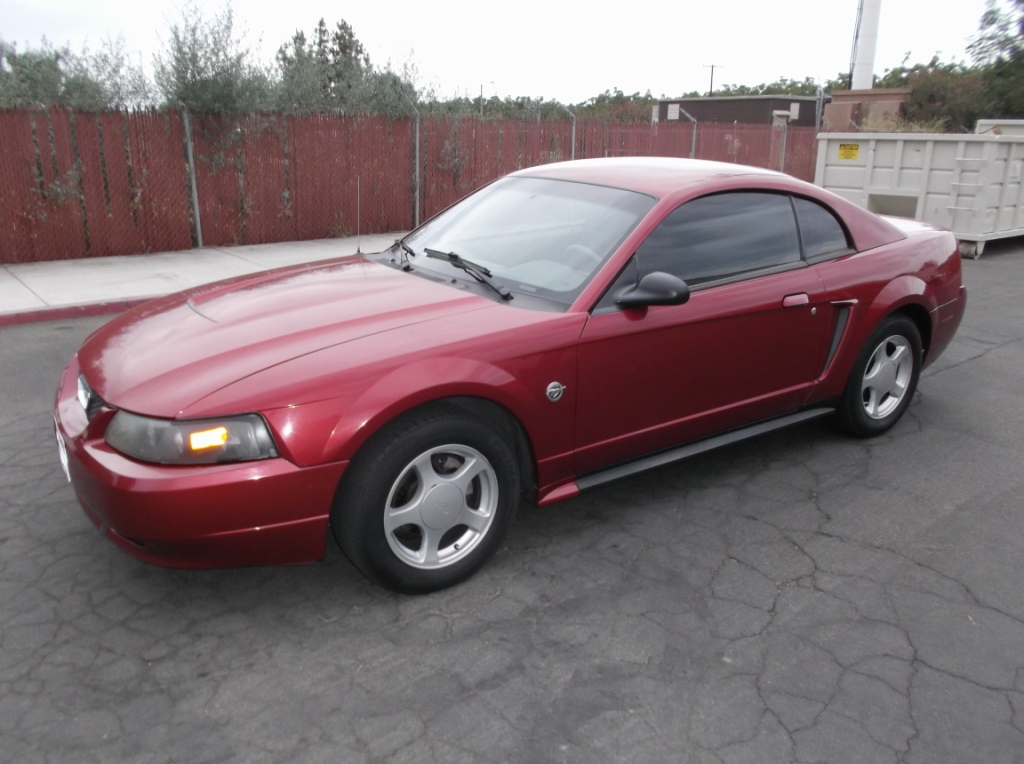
[810,226,964,400]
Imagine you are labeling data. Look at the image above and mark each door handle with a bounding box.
[783,293,809,307]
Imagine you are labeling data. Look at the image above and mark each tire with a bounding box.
[836,315,922,437]
[331,405,521,594]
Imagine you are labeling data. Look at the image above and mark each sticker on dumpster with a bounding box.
[838,143,860,160]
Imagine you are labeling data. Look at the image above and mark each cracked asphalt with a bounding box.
[3,243,1024,763]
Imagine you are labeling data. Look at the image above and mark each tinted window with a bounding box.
[636,192,801,285]
[794,198,850,260]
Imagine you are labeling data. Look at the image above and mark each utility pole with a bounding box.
[703,64,723,96]
[850,0,882,90]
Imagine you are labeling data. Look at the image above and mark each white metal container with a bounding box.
[815,132,1024,257]
[975,119,1024,136]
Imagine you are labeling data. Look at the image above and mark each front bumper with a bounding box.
[55,359,347,568]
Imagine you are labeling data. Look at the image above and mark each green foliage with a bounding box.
[419,94,561,120]
[858,114,951,133]
[968,1,1024,118]
[969,0,1024,62]
[717,76,823,97]
[272,18,419,117]
[0,37,149,109]
[74,38,151,107]
[824,72,852,92]
[875,57,985,131]
[979,56,1024,116]
[154,1,273,112]
[274,18,372,113]
[355,66,419,116]
[0,41,64,106]
[273,32,323,112]
[573,88,659,122]
[11,0,1024,130]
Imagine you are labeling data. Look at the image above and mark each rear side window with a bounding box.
[636,192,801,285]
[794,197,851,260]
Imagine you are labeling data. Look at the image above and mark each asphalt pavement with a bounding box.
[1,238,1023,762]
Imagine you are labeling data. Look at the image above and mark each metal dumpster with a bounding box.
[815,132,1024,257]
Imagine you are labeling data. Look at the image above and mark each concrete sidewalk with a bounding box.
[0,233,401,326]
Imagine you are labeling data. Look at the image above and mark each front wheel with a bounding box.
[331,406,521,593]
[836,315,922,437]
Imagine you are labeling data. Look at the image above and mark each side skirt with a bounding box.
[576,407,835,492]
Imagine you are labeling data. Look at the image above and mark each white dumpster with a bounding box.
[815,132,1024,257]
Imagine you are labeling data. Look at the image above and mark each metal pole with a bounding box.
[703,64,723,96]
[556,102,576,160]
[678,107,698,158]
[779,122,788,173]
[403,94,421,228]
[179,102,203,248]
[413,110,420,227]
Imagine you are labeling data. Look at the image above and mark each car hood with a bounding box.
[77,256,494,418]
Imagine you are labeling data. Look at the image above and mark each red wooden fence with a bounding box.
[0,108,819,265]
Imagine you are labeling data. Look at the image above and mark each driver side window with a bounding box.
[636,192,802,285]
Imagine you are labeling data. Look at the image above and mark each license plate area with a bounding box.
[55,420,71,482]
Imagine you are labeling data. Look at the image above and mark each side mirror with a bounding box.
[616,271,690,309]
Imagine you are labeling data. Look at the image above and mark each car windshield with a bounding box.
[403,176,655,306]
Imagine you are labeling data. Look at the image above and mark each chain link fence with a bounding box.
[0,108,818,264]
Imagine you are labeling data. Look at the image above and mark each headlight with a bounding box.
[105,411,279,465]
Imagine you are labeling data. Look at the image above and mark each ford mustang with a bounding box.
[54,157,966,593]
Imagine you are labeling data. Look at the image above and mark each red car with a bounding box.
[54,158,966,593]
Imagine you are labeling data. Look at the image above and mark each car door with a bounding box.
[574,191,833,474]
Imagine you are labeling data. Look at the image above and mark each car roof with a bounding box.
[512,157,786,198]
[513,156,908,256]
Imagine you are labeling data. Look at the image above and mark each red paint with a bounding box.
[2,111,818,265]
[55,158,966,569]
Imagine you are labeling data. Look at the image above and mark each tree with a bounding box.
[274,18,371,113]
[355,64,419,117]
[76,37,151,107]
[0,40,64,106]
[717,76,823,97]
[823,72,852,92]
[154,1,273,113]
[969,0,1024,62]
[574,88,659,121]
[0,36,149,109]
[274,30,324,112]
[328,19,370,100]
[969,0,1024,118]
[874,57,985,131]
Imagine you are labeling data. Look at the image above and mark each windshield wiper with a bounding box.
[392,239,416,271]
[424,248,513,301]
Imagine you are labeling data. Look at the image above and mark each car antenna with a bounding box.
[356,176,362,255]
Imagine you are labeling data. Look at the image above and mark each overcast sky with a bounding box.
[2,0,991,103]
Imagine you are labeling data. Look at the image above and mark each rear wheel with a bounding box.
[836,315,922,437]
[331,405,520,593]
